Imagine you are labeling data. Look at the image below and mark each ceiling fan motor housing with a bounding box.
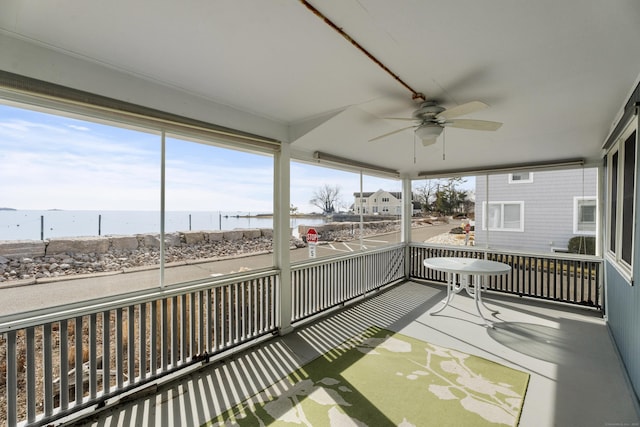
[412,102,445,120]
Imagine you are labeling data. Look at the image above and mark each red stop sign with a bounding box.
[307,228,318,243]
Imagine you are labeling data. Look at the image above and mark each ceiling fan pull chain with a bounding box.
[442,128,446,160]
[413,134,417,164]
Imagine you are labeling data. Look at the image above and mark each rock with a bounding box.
[0,240,46,258]
[164,233,182,247]
[242,229,262,239]
[110,236,139,251]
[206,231,224,242]
[47,237,110,256]
[223,230,244,241]
[183,231,205,245]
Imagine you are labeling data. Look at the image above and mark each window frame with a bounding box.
[508,172,533,183]
[573,196,597,235]
[482,201,525,232]
[606,118,637,284]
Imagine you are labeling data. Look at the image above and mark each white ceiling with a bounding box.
[1,0,640,178]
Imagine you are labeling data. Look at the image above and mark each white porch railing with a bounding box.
[291,244,405,323]
[0,270,279,427]
[409,243,603,309]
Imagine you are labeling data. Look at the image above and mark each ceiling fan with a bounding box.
[369,100,502,146]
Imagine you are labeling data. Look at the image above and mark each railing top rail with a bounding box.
[410,242,603,263]
[0,268,279,333]
[291,243,404,271]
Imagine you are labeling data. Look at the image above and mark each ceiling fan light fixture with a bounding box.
[415,124,443,145]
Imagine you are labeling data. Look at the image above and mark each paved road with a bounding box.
[0,223,454,318]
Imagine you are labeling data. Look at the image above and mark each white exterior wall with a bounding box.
[354,190,402,215]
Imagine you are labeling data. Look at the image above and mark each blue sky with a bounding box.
[0,103,405,213]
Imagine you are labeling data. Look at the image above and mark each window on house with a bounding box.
[574,197,597,234]
[483,201,524,231]
[607,122,637,279]
[508,172,533,183]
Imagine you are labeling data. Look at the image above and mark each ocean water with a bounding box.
[0,210,326,241]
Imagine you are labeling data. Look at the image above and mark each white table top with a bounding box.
[423,257,511,275]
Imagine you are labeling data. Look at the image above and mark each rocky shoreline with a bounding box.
[0,221,402,284]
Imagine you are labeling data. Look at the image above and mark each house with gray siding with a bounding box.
[474,168,598,253]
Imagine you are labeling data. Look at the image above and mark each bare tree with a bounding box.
[413,180,440,213]
[310,184,342,214]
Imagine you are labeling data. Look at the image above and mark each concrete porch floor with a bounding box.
[67,281,640,427]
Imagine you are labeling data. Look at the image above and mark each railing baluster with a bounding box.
[26,327,35,423]
[197,292,204,356]
[189,293,196,360]
[206,288,212,353]
[7,330,17,427]
[180,294,187,363]
[103,311,110,394]
[116,309,124,390]
[89,313,97,399]
[171,297,178,368]
[128,306,135,382]
[150,302,157,376]
[74,317,83,404]
[139,303,147,379]
[59,319,69,410]
[161,299,168,373]
[234,283,240,344]
[43,323,53,416]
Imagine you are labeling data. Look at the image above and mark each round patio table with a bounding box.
[423,257,511,327]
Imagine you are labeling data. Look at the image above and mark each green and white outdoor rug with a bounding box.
[206,327,529,427]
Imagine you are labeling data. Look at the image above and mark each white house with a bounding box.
[353,190,402,215]
[353,190,421,216]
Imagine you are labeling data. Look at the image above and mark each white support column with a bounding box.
[402,177,412,278]
[275,143,293,335]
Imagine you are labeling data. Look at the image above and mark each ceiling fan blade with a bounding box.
[446,119,502,131]
[437,101,489,120]
[368,125,416,142]
[383,117,416,121]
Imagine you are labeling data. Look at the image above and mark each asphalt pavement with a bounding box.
[0,223,454,317]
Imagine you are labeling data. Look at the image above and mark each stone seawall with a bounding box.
[0,229,275,260]
[0,221,401,284]
[0,229,280,283]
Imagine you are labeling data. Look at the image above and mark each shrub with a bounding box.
[567,236,596,255]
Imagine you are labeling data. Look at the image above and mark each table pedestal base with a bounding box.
[430,272,498,327]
